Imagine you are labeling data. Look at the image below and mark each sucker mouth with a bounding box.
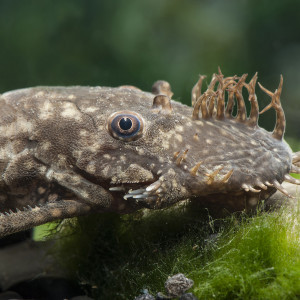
[75,166,160,205]
[108,179,162,205]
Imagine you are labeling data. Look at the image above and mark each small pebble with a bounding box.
[165,273,194,297]
[155,292,171,299]
[134,293,155,300]
[179,292,198,300]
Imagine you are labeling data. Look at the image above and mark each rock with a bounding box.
[179,292,198,300]
[134,293,155,300]
[164,273,194,297]
[265,182,299,209]
[0,291,22,299]
[155,292,171,299]
[9,276,83,299]
[0,240,64,291]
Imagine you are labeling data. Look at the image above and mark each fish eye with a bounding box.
[107,111,144,141]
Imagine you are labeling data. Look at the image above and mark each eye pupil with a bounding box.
[119,117,132,130]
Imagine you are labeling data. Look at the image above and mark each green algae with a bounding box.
[192,205,300,299]
[49,199,299,300]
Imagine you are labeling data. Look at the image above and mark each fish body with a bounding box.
[0,71,299,237]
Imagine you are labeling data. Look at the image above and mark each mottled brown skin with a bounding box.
[0,71,299,238]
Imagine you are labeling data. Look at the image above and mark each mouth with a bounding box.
[74,166,163,208]
[108,179,163,208]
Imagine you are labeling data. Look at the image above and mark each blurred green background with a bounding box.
[0,0,299,139]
